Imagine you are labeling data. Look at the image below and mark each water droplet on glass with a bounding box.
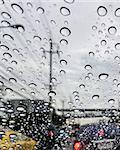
[29,83,37,88]
[89,51,95,57]
[60,39,68,45]
[115,43,120,50]
[11,3,24,14]
[5,88,13,93]
[60,59,67,66]
[17,106,25,112]
[60,69,66,75]
[114,56,120,61]
[92,95,99,100]
[84,64,92,70]
[108,26,117,35]
[7,67,13,72]
[3,34,14,40]
[48,91,56,97]
[85,76,90,80]
[1,20,10,26]
[0,45,9,51]
[101,40,107,46]
[50,20,56,25]
[0,81,4,86]
[0,0,4,4]
[60,27,71,37]
[98,73,109,80]
[79,84,85,89]
[115,8,120,17]
[1,12,11,19]
[117,83,120,88]
[60,7,71,16]
[64,0,74,4]
[27,2,33,8]
[33,36,41,41]
[9,78,17,83]
[3,52,12,59]
[108,99,115,104]
[37,7,45,14]
[97,6,107,17]
[14,24,25,32]
[113,79,118,83]
[1,58,7,62]
[92,25,97,31]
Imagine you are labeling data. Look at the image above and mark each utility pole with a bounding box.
[49,39,53,106]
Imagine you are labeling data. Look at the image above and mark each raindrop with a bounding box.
[64,0,74,4]
[114,56,120,61]
[0,0,4,4]
[79,84,85,89]
[17,106,25,111]
[60,59,67,66]
[8,109,13,113]
[60,7,71,16]
[92,25,97,31]
[0,107,6,111]
[97,6,107,17]
[115,43,120,50]
[75,99,80,103]
[117,83,120,88]
[98,73,109,80]
[3,52,12,59]
[1,12,11,19]
[113,79,118,83]
[108,99,115,104]
[50,20,56,25]
[1,58,7,62]
[84,64,92,70]
[27,2,33,8]
[11,60,17,65]
[60,27,71,37]
[13,48,19,53]
[101,23,105,28]
[0,45,9,51]
[60,69,66,75]
[101,40,107,46]
[37,7,45,14]
[29,83,37,88]
[74,95,79,99]
[3,34,14,40]
[108,26,117,35]
[14,24,25,32]
[33,36,41,41]
[9,120,15,124]
[88,72,93,77]
[73,91,79,95]
[92,95,99,100]
[5,88,13,93]
[64,20,69,25]
[0,81,4,86]
[51,77,57,84]
[9,78,17,83]
[1,20,10,26]
[60,39,68,45]
[31,91,35,96]
[48,91,56,97]
[115,8,120,17]
[89,51,95,57]
[11,3,24,14]
[85,76,90,80]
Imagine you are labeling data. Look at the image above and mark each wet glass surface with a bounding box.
[0,0,119,149]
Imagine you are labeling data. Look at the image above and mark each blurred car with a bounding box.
[0,127,36,150]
